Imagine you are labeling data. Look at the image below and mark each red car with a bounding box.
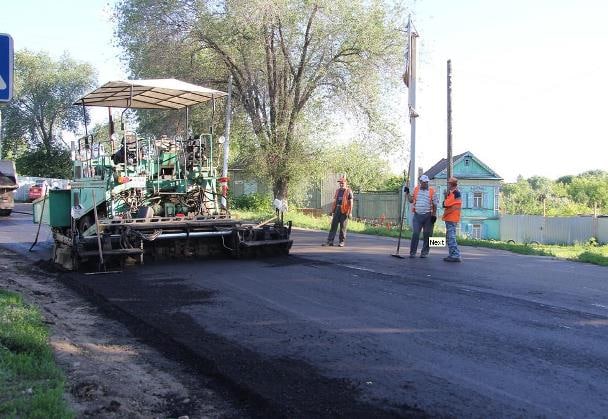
[28,180,48,202]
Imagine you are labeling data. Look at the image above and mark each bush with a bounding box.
[16,146,72,179]
[230,193,273,212]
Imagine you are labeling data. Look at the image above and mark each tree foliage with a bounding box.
[3,50,96,153]
[15,148,72,179]
[567,172,608,211]
[318,142,393,191]
[501,171,608,216]
[1,50,96,176]
[379,174,407,192]
[114,0,405,200]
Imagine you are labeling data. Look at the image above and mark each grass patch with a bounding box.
[458,238,555,257]
[0,290,73,418]
[577,250,608,266]
[538,243,608,266]
[233,210,412,239]
[458,240,608,266]
[232,209,608,266]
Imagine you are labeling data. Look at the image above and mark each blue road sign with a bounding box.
[0,34,14,102]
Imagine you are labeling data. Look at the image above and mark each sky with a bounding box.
[1,0,607,182]
[411,0,608,181]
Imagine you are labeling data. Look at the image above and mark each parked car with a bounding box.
[28,179,49,202]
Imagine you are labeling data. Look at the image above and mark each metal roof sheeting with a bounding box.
[75,79,228,109]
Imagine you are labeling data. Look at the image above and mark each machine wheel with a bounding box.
[77,214,94,234]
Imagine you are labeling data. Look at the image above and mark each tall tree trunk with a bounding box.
[273,177,289,201]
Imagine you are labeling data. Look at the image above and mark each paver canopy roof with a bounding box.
[75,79,228,110]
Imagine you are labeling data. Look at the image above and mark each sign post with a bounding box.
[0,33,13,158]
[0,33,14,103]
[403,17,419,228]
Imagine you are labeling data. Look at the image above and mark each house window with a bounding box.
[472,224,482,239]
[473,192,483,208]
[464,158,470,166]
[494,191,499,212]
[461,192,468,208]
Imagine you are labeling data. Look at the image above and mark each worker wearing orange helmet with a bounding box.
[442,176,462,262]
[323,176,353,247]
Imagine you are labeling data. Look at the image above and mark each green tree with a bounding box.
[114,0,405,200]
[1,50,96,175]
[15,148,72,178]
[502,172,608,216]
[321,142,392,191]
[579,170,607,178]
[378,174,406,192]
[568,173,608,213]
[503,176,573,215]
[501,177,534,214]
[0,135,28,161]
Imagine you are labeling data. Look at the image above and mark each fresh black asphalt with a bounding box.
[3,206,608,417]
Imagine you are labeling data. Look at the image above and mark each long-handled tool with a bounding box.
[29,192,48,252]
[92,190,106,272]
[81,190,123,275]
[391,165,410,258]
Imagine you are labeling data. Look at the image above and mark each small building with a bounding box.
[228,168,270,197]
[424,151,503,239]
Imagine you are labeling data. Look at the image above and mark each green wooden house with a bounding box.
[424,151,503,239]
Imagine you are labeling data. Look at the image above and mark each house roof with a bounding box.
[423,151,503,181]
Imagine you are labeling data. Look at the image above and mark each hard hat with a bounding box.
[419,175,430,182]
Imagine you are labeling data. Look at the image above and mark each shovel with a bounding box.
[392,167,410,259]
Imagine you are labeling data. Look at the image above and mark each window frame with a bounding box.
[472,223,482,239]
[473,191,483,209]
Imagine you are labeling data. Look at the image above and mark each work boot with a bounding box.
[338,242,345,247]
[409,254,416,258]
[443,256,462,262]
[420,253,428,258]
[322,242,334,247]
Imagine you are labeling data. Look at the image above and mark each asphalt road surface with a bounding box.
[3,204,608,417]
[0,203,53,256]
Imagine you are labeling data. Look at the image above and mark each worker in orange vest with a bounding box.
[405,174,438,258]
[442,176,463,262]
[323,176,353,247]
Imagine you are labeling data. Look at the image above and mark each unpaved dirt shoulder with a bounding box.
[0,248,242,418]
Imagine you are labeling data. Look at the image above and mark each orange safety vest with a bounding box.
[411,186,436,213]
[332,187,353,215]
[442,189,462,222]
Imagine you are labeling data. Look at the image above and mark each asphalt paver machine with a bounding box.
[48,79,292,271]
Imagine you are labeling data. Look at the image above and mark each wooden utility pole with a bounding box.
[447,59,453,185]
